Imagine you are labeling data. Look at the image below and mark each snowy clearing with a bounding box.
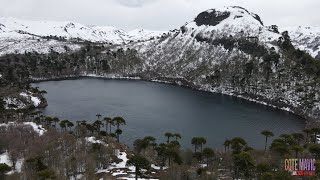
[0,121,47,136]
[23,122,47,136]
[20,92,41,107]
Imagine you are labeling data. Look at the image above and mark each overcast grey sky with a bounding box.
[0,0,319,30]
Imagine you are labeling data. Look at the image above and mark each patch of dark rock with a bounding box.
[194,9,230,26]
[252,13,264,26]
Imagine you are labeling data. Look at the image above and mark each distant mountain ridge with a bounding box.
[0,16,165,56]
[0,8,319,58]
[0,16,165,43]
[280,26,320,59]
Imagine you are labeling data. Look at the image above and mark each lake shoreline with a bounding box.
[29,73,308,126]
[32,76,306,148]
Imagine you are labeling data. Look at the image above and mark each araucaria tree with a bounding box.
[93,120,103,135]
[103,117,112,142]
[155,142,182,168]
[233,151,255,178]
[173,133,181,141]
[191,137,207,153]
[261,130,274,151]
[112,116,126,142]
[230,137,247,154]
[127,155,150,180]
[164,132,173,143]
[223,139,231,152]
[103,117,112,134]
[202,147,215,166]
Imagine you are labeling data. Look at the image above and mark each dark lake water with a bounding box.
[32,78,306,150]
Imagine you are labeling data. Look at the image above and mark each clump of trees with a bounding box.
[0,110,128,179]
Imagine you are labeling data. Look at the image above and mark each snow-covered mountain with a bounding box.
[0,7,319,58]
[132,6,319,59]
[0,16,166,56]
[184,6,280,43]
[0,17,130,43]
[0,17,167,43]
[280,26,320,59]
[132,6,282,63]
[125,6,320,119]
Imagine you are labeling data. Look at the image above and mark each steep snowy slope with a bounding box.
[126,6,277,84]
[0,34,81,56]
[132,6,282,62]
[184,6,280,43]
[126,6,320,120]
[133,6,282,61]
[280,26,320,59]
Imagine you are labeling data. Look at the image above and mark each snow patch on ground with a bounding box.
[84,73,141,80]
[0,122,15,127]
[20,92,41,107]
[96,151,160,179]
[85,136,104,144]
[200,164,207,168]
[0,152,11,165]
[151,164,166,170]
[3,91,41,110]
[30,74,142,81]
[0,121,46,136]
[111,151,132,170]
[3,97,26,109]
[0,151,23,174]
[23,122,47,136]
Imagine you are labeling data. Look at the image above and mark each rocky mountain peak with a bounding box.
[194,6,264,27]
